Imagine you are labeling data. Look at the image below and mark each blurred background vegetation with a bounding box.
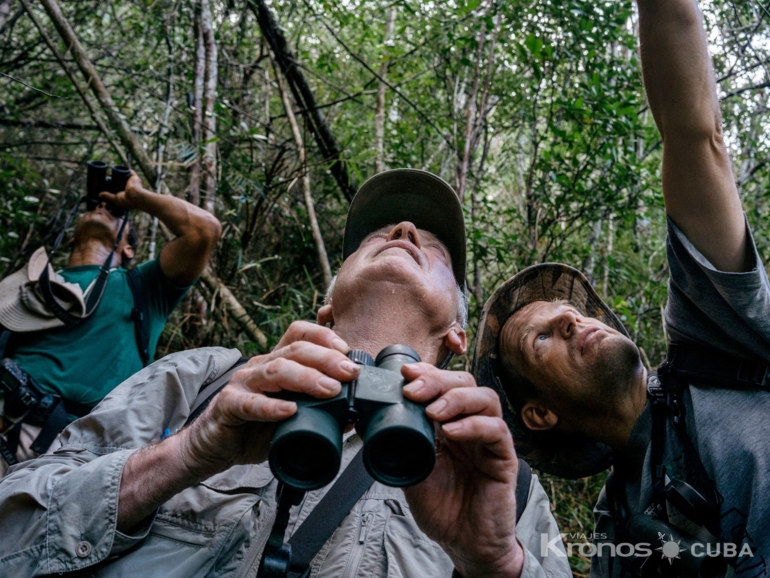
[1,0,768,574]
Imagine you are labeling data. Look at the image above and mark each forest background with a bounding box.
[1,0,768,573]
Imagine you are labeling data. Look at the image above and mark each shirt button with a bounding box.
[76,541,92,558]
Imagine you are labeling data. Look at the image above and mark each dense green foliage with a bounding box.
[1,1,769,573]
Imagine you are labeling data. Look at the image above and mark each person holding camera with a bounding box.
[472,1,770,576]
[0,168,221,475]
[0,169,569,578]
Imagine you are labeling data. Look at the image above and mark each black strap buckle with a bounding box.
[736,358,770,388]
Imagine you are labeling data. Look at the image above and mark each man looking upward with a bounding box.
[0,169,568,578]
[474,1,770,575]
[0,169,221,473]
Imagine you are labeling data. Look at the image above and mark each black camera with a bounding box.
[268,345,436,491]
[86,161,131,217]
[0,359,44,425]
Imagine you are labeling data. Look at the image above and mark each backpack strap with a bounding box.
[0,328,9,359]
[667,342,770,390]
[185,357,249,426]
[126,267,151,367]
[515,458,532,523]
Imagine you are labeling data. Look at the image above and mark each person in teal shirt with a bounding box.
[1,169,221,473]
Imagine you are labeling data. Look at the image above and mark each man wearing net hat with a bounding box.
[0,169,221,475]
[0,169,568,578]
[474,1,770,576]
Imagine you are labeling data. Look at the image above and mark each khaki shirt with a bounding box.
[0,347,570,578]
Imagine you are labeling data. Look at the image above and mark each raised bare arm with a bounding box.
[638,0,749,272]
[101,171,222,285]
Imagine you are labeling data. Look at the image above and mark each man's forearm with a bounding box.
[638,0,748,273]
[637,0,719,139]
[117,431,206,533]
[131,185,219,241]
[127,182,221,284]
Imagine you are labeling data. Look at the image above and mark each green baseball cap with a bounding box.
[472,263,629,478]
[343,169,466,287]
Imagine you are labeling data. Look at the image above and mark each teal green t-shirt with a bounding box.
[8,258,190,408]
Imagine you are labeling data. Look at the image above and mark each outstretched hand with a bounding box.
[401,363,524,578]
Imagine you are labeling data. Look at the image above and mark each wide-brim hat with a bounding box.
[343,169,466,288]
[472,263,629,478]
[0,247,86,332]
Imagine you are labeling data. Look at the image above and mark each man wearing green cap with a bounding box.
[0,169,568,578]
[474,1,770,576]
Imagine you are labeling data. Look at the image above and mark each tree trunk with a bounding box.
[250,0,356,202]
[200,0,218,214]
[149,22,175,261]
[374,7,396,175]
[273,56,333,289]
[602,214,614,298]
[189,9,205,206]
[456,19,486,200]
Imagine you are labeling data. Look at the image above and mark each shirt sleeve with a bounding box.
[516,474,572,578]
[664,215,770,362]
[0,347,243,575]
[133,257,193,320]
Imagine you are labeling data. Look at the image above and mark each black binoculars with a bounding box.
[86,161,131,216]
[268,345,436,491]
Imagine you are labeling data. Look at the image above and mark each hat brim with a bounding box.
[472,263,628,478]
[343,169,466,287]
[0,247,85,333]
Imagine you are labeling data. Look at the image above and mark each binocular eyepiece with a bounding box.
[268,345,436,491]
[86,160,131,217]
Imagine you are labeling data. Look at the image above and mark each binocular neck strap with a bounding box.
[256,484,306,578]
[256,449,376,578]
[38,204,130,326]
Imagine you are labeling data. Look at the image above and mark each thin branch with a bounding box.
[200,267,268,349]
[0,118,98,130]
[149,16,176,261]
[374,7,396,174]
[0,70,68,98]
[738,157,768,187]
[721,80,770,100]
[272,53,332,288]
